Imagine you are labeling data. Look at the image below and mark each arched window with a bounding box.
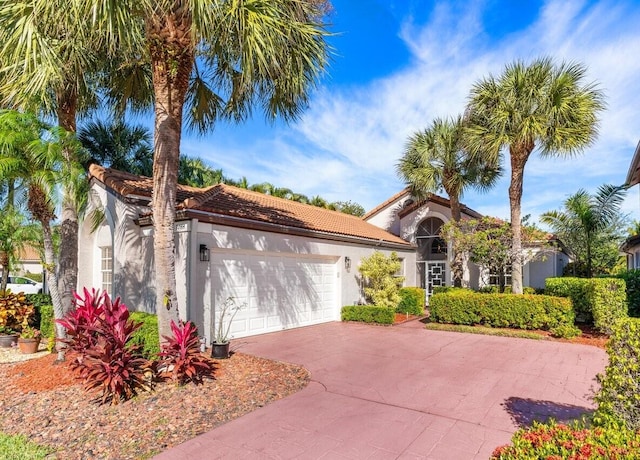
[416,217,447,261]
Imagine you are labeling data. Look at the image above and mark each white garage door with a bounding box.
[212,252,338,338]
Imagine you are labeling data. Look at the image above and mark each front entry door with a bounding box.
[425,261,447,304]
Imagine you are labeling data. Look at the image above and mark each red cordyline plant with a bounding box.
[56,287,106,356]
[158,320,214,385]
[57,289,150,405]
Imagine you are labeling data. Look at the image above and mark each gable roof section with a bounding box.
[362,188,411,220]
[626,140,640,186]
[89,165,413,249]
[363,188,483,221]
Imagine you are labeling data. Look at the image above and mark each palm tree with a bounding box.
[78,119,154,177]
[54,0,329,338]
[178,157,225,188]
[397,116,500,287]
[0,110,84,359]
[0,2,154,322]
[465,58,605,293]
[541,185,626,278]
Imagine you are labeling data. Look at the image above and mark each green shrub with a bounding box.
[396,287,425,315]
[593,318,640,430]
[37,304,55,351]
[429,292,574,332]
[618,269,640,317]
[129,312,160,359]
[341,305,395,325]
[549,323,582,339]
[478,286,537,294]
[358,251,404,308]
[546,277,627,334]
[491,420,640,459]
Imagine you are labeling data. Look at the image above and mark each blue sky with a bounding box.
[178,0,640,226]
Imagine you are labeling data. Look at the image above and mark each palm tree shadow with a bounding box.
[503,397,593,428]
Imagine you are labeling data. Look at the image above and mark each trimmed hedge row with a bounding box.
[618,269,640,317]
[429,292,575,333]
[593,318,640,430]
[545,277,627,334]
[341,305,395,325]
[396,287,425,315]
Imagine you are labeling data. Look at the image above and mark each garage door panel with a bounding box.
[213,252,337,338]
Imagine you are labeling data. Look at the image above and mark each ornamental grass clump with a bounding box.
[158,320,214,385]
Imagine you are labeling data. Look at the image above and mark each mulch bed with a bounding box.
[0,352,310,459]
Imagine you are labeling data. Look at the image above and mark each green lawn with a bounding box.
[0,433,54,460]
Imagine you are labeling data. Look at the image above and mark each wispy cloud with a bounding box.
[197,0,640,222]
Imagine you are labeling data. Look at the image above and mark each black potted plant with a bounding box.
[211,297,244,359]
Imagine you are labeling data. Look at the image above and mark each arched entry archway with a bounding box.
[416,217,448,300]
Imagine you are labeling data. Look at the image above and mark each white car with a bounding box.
[3,276,43,294]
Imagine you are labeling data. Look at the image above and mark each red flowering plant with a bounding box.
[57,289,150,405]
[491,420,640,459]
[158,320,215,385]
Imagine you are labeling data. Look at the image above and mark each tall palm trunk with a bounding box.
[56,89,79,318]
[448,194,464,287]
[508,145,532,295]
[147,12,195,340]
[27,184,63,359]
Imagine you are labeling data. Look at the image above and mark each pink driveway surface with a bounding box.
[154,321,607,460]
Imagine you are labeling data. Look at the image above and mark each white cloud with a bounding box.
[284,0,640,220]
[190,0,640,222]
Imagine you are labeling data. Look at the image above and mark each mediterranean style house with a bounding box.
[78,165,568,343]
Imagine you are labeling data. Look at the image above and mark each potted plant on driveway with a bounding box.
[211,297,244,359]
[18,325,41,354]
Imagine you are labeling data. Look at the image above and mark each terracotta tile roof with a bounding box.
[362,188,410,220]
[18,245,40,261]
[89,165,413,248]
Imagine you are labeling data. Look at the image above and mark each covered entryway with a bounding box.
[211,251,338,338]
[416,217,449,301]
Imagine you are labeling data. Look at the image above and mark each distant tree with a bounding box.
[465,58,605,293]
[0,208,40,291]
[541,185,627,277]
[78,120,154,177]
[397,116,500,286]
[332,200,366,217]
[178,157,225,188]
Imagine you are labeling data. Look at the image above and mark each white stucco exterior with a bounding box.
[79,180,416,344]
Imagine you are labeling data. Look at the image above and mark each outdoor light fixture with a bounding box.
[344,256,351,270]
[199,244,210,262]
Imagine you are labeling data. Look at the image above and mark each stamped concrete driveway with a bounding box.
[155,321,607,460]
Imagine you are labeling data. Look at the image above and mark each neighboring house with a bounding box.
[622,140,640,268]
[78,165,417,344]
[364,189,569,295]
[0,245,44,279]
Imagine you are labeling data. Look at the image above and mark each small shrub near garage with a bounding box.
[130,311,160,359]
[396,287,425,315]
[545,277,627,334]
[341,305,395,325]
[429,292,577,336]
[491,420,640,459]
[593,318,640,430]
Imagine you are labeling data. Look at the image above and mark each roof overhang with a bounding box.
[626,140,640,186]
